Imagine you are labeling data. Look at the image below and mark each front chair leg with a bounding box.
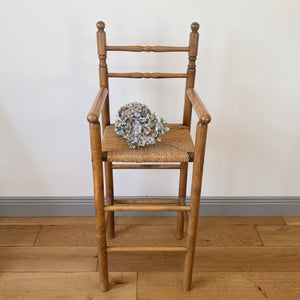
[89,122,109,292]
[183,123,208,291]
[105,162,115,238]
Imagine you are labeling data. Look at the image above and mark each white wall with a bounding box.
[0,0,299,197]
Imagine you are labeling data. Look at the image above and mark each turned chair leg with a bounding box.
[183,123,208,291]
[105,162,115,238]
[89,122,109,292]
[177,162,188,239]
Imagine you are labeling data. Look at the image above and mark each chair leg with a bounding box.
[105,162,115,238]
[89,122,109,292]
[183,123,208,291]
[177,162,188,239]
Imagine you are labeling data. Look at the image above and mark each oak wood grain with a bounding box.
[115,216,177,225]
[256,225,300,246]
[283,217,300,225]
[114,216,285,226]
[35,224,184,247]
[197,224,262,247]
[0,216,286,226]
[35,224,97,247]
[0,225,41,246]
[0,216,299,298]
[108,225,185,247]
[137,272,300,300]
[0,272,136,300]
[0,217,96,225]
[0,247,97,272]
[33,223,260,248]
[108,247,300,272]
[197,216,285,226]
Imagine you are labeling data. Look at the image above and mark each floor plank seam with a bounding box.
[253,225,264,246]
[281,216,288,225]
[32,225,43,247]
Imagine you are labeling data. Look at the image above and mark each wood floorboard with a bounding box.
[137,272,300,300]
[0,216,286,226]
[108,247,300,272]
[283,217,300,225]
[0,272,136,300]
[256,225,300,246]
[197,224,261,247]
[115,216,285,226]
[109,225,185,247]
[35,224,97,247]
[33,223,261,247]
[0,225,41,247]
[193,247,300,272]
[0,247,97,272]
[0,217,96,225]
[0,216,299,299]
[116,216,177,225]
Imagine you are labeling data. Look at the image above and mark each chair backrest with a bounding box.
[96,21,199,132]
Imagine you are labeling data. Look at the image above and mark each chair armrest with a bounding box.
[186,88,211,125]
[87,87,108,123]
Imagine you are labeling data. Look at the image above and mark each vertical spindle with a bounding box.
[183,23,199,129]
[97,21,115,239]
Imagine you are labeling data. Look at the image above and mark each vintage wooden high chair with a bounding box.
[87,21,211,292]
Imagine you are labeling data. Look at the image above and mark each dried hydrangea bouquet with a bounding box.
[115,102,169,149]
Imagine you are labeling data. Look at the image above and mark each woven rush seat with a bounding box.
[102,123,195,162]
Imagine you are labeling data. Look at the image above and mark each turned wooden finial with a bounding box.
[97,21,105,31]
[191,22,199,32]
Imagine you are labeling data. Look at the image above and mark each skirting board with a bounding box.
[0,196,299,217]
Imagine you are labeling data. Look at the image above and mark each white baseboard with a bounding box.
[0,196,299,216]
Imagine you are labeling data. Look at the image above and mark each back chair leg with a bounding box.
[183,123,208,291]
[89,122,109,292]
[177,162,188,239]
[105,162,115,238]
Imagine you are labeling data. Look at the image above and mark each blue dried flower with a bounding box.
[115,102,169,148]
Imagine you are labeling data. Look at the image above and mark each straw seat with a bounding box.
[102,124,195,162]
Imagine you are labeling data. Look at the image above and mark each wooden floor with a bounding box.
[0,216,300,299]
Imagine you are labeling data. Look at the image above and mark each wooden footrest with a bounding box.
[107,246,187,253]
[104,205,191,211]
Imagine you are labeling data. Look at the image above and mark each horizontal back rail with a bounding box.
[108,72,187,79]
[107,45,189,52]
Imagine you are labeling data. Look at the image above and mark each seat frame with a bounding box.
[87,21,211,292]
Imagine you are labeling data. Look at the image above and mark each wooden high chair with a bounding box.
[87,21,211,292]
